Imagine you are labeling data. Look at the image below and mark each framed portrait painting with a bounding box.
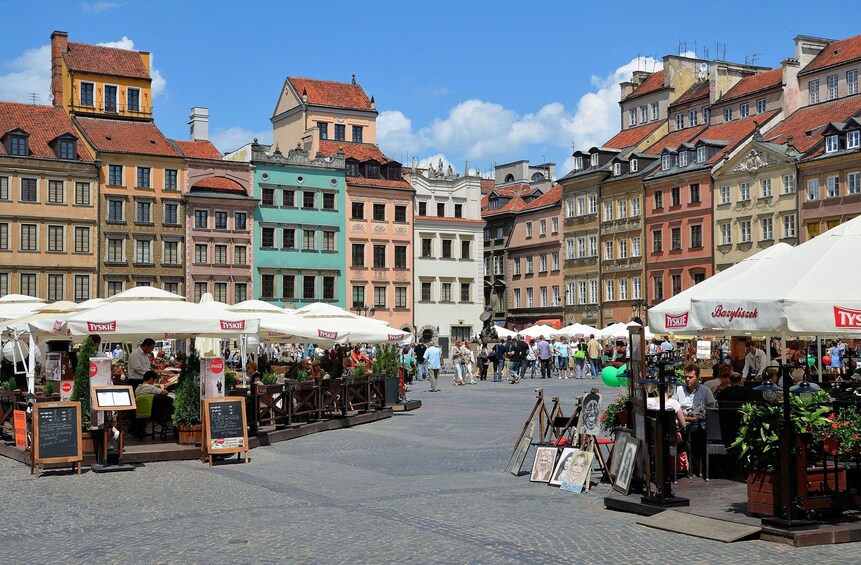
[613,436,641,495]
[560,449,593,493]
[530,447,558,483]
[549,447,577,486]
[608,427,633,479]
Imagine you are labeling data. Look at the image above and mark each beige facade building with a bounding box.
[0,103,98,300]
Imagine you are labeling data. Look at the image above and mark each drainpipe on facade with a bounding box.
[94,159,103,297]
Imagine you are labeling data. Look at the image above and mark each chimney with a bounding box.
[50,31,68,107]
[189,107,209,141]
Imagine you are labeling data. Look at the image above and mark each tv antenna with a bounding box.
[28,93,39,105]
[745,54,763,66]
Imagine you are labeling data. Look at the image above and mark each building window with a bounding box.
[603,280,614,302]
[321,192,336,211]
[9,135,27,156]
[826,135,840,153]
[372,203,385,221]
[539,254,547,272]
[345,161,358,177]
[675,113,683,130]
[283,228,296,249]
[334,124,346,141]
[234,245,246,264]
[210,282,226,303]
[827,175,840,198]
[215,211,228,229]
[105,280,123,297]
[261,188,275,206]
[653,277,664,301]
[107,199,123,222]
[59,139,76,160]
[391,204,407,222]
[136,167,150,188]
[73,226,90,253]
[21,178,37,202]
[670,227,681,250]
[352,126,363,143]
[566,238,575,259]
[459,282,471,303]
[194,210,207,229]
[421,238,432,258]
[513,258,521,276]
[678,151,688,167]
[70,182,89,205]
[740,182,751,201]
[703,107,710,123]
[0,223,9,250]
[126,87,140,112]
[46,179,64,204]
[136,201,151,223]
[640,105,648,122]
[374,286,386,308]
[106,238,124,262]
[322,230,336,252]
[809,79,820,104]
[277,275,293,300]
[373,244,386,268]
[351,202,364,219]
[807,179,819,201]
[671,274,682,296]
[552,251,559,270]
[848,70,859,96]
[419,282,432,302]
[604,241,613,260]
[761,217,773,240]
[435,202,445,217]
[214,244,227,264]
[651,102,659,121]
[300,191,314,209]
[783,175,795,194]
[525,287,533,308]
[783,215,796,238]
[352,243,364,267]
[613,162,621,176]
[618,239,628,258]
[652,230,662,253]
[0,176,8,201]
[163,240,178,264]
[164,202,178,225]
[848,172,861,195]
[761,178,772,198]
[353,285,366,307]
[588,235,597,256]
[47,225,63,252]
[164,169,178,190]
[847,130,861,149]
[194,243,208,263]
[629,109,637,126]
[757,99,766,113]
[723,108,733,122]
[827,74,839,100]
[73,275,90,302]
[79,81,94,106]
[691,225,702,248]
[317,122,329,140]
[690,183,700,203]
[135,239,152,263]
[394,245,407,268]
[689,109,697,126]
[632,236,641,257]
[526,257,534,274]
[234,283,247,303]
[671,186,680,207]
[261,227,275,248]
[720,223,731,245]
[282,189,295,207]
[20,224,37,251]
[418,201,427,216]
[303,275,315,300]
[106,164,122,187]
[740,220,751,243]
[740,103,750,118]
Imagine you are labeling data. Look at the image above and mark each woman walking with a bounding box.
[451,339,465,385]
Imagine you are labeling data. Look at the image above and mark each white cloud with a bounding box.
[377,55,662,177]
[0,36,167,104]
[210,127,272,154]
[81,1,121,13]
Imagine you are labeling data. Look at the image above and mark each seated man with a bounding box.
[672,364,715,475]
[715,372,754,406]
[134,370,174,436]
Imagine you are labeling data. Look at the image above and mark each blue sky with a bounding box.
[0,0,858,177]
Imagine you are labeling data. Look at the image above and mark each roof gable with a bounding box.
[625,71,667,100]
[64,41,150,80]
[669,81,710,107]
[763,96,861,153]
[799,34,861,76]
[74,116,181,158]
[173,139,222,160]
[719,68,783,102]
[0,102,94,161]
[287,77,374,111]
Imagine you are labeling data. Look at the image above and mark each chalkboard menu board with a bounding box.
[202,396,248,465]
[32,401,82,476]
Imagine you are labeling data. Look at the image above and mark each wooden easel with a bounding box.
[504,389,553,474]
[550,398,581,447]
[575,391,611,484]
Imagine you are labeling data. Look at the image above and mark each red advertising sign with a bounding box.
[710,305,758,323]
[834,306,861,328]
[89,362,97,377]
[219,320,246,331]
[387,333,405,342]
[210,358,224,374]
[13,410,27,450]
[61,382,73,394]
[86,321,117,332]
[318,329,338,340]
[664,313,689,329]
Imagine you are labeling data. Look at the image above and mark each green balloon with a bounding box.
[807,355,816,367]
[601,365,620,387]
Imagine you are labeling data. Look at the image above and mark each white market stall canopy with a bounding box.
[259,302,411,345]
[0,294,46,322]
[552,323,600,339]
[598,322,654,341]
[648,243,792,334]
[517,324,558,339]
[494,325,517,339]
[689,216,861,335]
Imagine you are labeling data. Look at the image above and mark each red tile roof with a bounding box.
[602,121,663,150]
[480,178,495,194]
[320,140,391,163]
[483,195,527,217]
[414,216,485,224]
[625,71,666,100]
[74,116,182,158]
[0,102,94,161]
[492,183,541,198]
[669,81,710,107]
[346,176,411,189]
[191,176,247,194]
[799,34,861,76]
[720,69,782,102]
[64,42,150,80]
[640,126,706,155]
[695,112,779,163]
[173,140,222,160]
[764,95,861,155]
[288,77,373,111]
[521,184,562,211]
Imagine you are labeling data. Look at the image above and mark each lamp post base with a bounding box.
[761,516,818,531]
[641,495,690,508]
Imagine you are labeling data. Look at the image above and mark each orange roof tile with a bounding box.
[625,71,666,100]
[320,140,391,163]
[492,183,540,198]
[346,176,411,189]
[191,176,247,194]
[480,178,495,194]
[764,96,861,154]
[521,184,562,211]
[414,216,485,224]
[480,194,490,208]
[64,41,150,80]
[0,102,94,161]
[483,195,527,217]
[74,116,182,158]
[173,140,222,160]
[602,121,663,150]
[695,112,779,163]
[799,34,861,76]
[640,126,706,155]
[288,77,373,111]
[720,68,782,102]
[669,81,710,107]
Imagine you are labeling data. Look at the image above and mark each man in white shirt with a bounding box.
[128,338,155,389]
[659,336,674,353]
[741,343,769,380]
[112,344,124,360]
[424,341,442,392]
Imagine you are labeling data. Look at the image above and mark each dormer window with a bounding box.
[345,160,359,177]
[590,153,599,167]
[678,151,688,167]
[364,161,380,178]
[675,113,683,130]
[613,162,621,176]
[696,146,706,163]
[848,130,860,149]
[59,139,76,160]
[573,156,583,170]
[127,87,140,112]
[825,135,840,153]
[661,154,671,171]
[630,159,638,172]
[9,135,27,156]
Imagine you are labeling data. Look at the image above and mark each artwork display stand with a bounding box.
[627,325,650,496]
[576,390,610,485]
[504,389,553,475]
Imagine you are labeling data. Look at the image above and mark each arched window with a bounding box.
[504,173,515,183]
[531,172,544,181]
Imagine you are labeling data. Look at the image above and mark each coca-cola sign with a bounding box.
[664,313,689,329]
[833,306,861,328]
[219,320,246,331]
[89,362,98,377]
[210,359,224,374]
[61,382,72,394]
[387,333,406,342]
[86,321,116,332]
[711,305,758,323]
[318,329,338,340]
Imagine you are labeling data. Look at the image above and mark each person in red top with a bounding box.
[350,344,368,369]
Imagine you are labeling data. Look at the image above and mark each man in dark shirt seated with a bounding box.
[716,372,754,406]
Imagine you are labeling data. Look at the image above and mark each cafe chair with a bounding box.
[705,408,727,481]
[134,393,157,439]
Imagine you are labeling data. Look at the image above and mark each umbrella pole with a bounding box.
[817,336,822,382]
[27,332,36,396]
[240,334,248,387]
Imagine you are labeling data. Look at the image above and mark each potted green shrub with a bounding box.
[69,337,98,453]
[42,381,55,399]
[172,347,201,445]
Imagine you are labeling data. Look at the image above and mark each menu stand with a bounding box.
[90,385,137,473]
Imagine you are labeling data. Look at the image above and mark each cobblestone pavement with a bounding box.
[3,375,860,563]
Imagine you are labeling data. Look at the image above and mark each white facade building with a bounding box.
[411,168,484,350]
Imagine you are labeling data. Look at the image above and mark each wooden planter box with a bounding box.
[747,467,847,517]
[177,424,202,445]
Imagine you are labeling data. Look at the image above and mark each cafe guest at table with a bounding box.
[672,364,715,476]
[128,338,155,390]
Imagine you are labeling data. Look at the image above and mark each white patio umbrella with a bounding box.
[598,322,654,341]
[494,326,517,339]
[690,216,861,335]
[0,294,46,321]
[648,243,793,334]
[227,300,310,343]
[552,323,600,339]
[194,293,222,356]
[264,302,410,345]
[517,324,558,339]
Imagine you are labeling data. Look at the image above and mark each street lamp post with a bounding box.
[353,304,375,317]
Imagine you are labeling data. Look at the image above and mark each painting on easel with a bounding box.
[560,449,593,493]
[579,391,602,437]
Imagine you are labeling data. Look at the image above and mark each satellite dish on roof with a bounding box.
[47,93,54,102]
[698,62,708,79]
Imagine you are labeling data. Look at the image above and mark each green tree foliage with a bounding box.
[172,346,201,426]
[70,337,97,429]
